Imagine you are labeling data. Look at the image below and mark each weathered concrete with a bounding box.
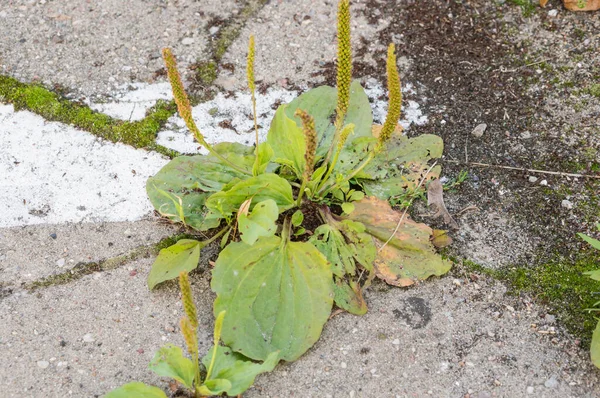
[0,0,239,98]
[0,220,177,286]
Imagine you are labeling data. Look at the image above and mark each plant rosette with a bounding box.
[143,0,453,391]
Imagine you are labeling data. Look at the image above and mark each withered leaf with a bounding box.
[427,179,459,229]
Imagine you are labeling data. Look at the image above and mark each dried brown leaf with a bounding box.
[563,0,600,10]
[427,179,459,229]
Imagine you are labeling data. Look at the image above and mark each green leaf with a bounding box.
[146,145,255,231]
[579,233,600,251]
[592,321,600,369]
[291,210,304,227]
[211,237,333,361]
[103,382,167,398]
[198,379,233,396]
[148,239,203,290]
[282,81,373,159]
[252,142,275,176]
[341,202,355,215]
[206,173,294,217]
[333,278,368,315]
[584,270,600,281]
[238,199,279,245]
[361,134,444,200]
[267,105,306,178]
[202,347,280,396]
[310,224,356,278]
[148,344,195,389]
[347,197,452,286]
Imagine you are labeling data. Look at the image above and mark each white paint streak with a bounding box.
[158,81,429,154]
[157,88,297,154]
[0,104,168,227]
[88,82,173,121]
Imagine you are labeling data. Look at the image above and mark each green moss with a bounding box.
[26,233,193,291]
[0,75,178,157]
[585,83,600,98]
[506,0,537,17]
[499,250,600,346]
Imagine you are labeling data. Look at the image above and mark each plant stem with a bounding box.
[296,179,308,207]
[316,143,342,193]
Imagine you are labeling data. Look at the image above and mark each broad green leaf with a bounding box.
[206,173,294,217]
[579,232,600,251]
[103,382,167,398]
[333,278,368,315]
[592,321,600,369]
[584,269,600,281]
[202,347,280,396]
[211,237,333,361]
[282,81,373,158]
[252,142,275,176]
[310,224,357,278]
[267,105,306,178]
[347,197,452,286]
[341,202,355,215]
[148,344,195,389]
[238,199,279,245]
[291,210,304,227]
[148,239,203,289]
[198,379,233,396]
[361,133,444,200]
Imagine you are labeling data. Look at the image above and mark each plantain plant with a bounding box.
[146,0,451,370]
[106,272,278,397]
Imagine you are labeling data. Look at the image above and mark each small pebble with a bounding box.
[545,376,559,389]
[548,9,558,17]
[561,200,573,210]
[528,176,538,183]
[50,233,57,239]
[392,339,400,345]
[37,360,50,369]
[540,179,548,186]
[471,123,487,138]
[83,333,95,343]
[181,37,194,45]
[341,362,347,369]
[209,26,219,35]
[56,258,65,267]
[527,386,535,394]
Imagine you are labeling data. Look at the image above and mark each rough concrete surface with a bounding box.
[1,0,600,397]
[0,220,176,286]
[0,0,239,98]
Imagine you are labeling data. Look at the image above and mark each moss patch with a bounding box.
[0,75,179,158]
[26,233,193,291]
[463,247,600,347]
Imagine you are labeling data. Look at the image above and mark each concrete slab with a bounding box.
[2,257,598,397]
[0,220,177,286]
[0,257,214,398]
[215,0,386,90]
[0,0,240,98]
[245,276,600,397]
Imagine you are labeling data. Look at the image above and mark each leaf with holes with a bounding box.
[347,197,452,286]
[211,237,333,361]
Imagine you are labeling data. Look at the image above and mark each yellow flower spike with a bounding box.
[337,123,355,151]
[294,109,317,182]
[377,43,402,152]
[180,317,198,356]
[162,48,202,145]
[335,0,352,128]
[247,35,259,149]
[179,271,198,329]
[247,35,256,94]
